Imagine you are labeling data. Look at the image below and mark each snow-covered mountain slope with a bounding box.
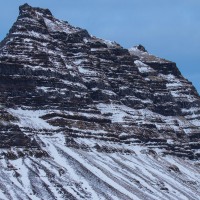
[0,3,200,200]
[1,134,200,200]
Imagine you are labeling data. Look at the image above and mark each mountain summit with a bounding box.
[0,4,200,200]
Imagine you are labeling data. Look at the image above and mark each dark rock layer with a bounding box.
[0,4,200,160]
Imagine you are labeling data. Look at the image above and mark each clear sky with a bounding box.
[1,0,200,93]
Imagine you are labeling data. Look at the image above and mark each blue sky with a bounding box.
[1,0,200,93]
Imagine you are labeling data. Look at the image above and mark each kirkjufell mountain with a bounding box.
[0,3,200,200]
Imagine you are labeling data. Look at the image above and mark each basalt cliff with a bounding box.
[0,4,200,200]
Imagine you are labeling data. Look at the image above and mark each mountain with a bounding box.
[0,3,200,200]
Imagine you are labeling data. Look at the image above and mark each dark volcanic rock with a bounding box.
[0,3,200,156]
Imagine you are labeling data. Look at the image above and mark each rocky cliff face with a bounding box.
[0,4,200,200]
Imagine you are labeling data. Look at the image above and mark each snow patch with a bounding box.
[8,108,57,130]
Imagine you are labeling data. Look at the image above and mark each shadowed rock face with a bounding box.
[0,4,200,200]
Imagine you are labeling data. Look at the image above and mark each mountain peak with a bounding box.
[19,3,52,18]
[1,5,200,199]
[135,44,148,52]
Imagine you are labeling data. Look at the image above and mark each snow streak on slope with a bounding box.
[0,134,200,200]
